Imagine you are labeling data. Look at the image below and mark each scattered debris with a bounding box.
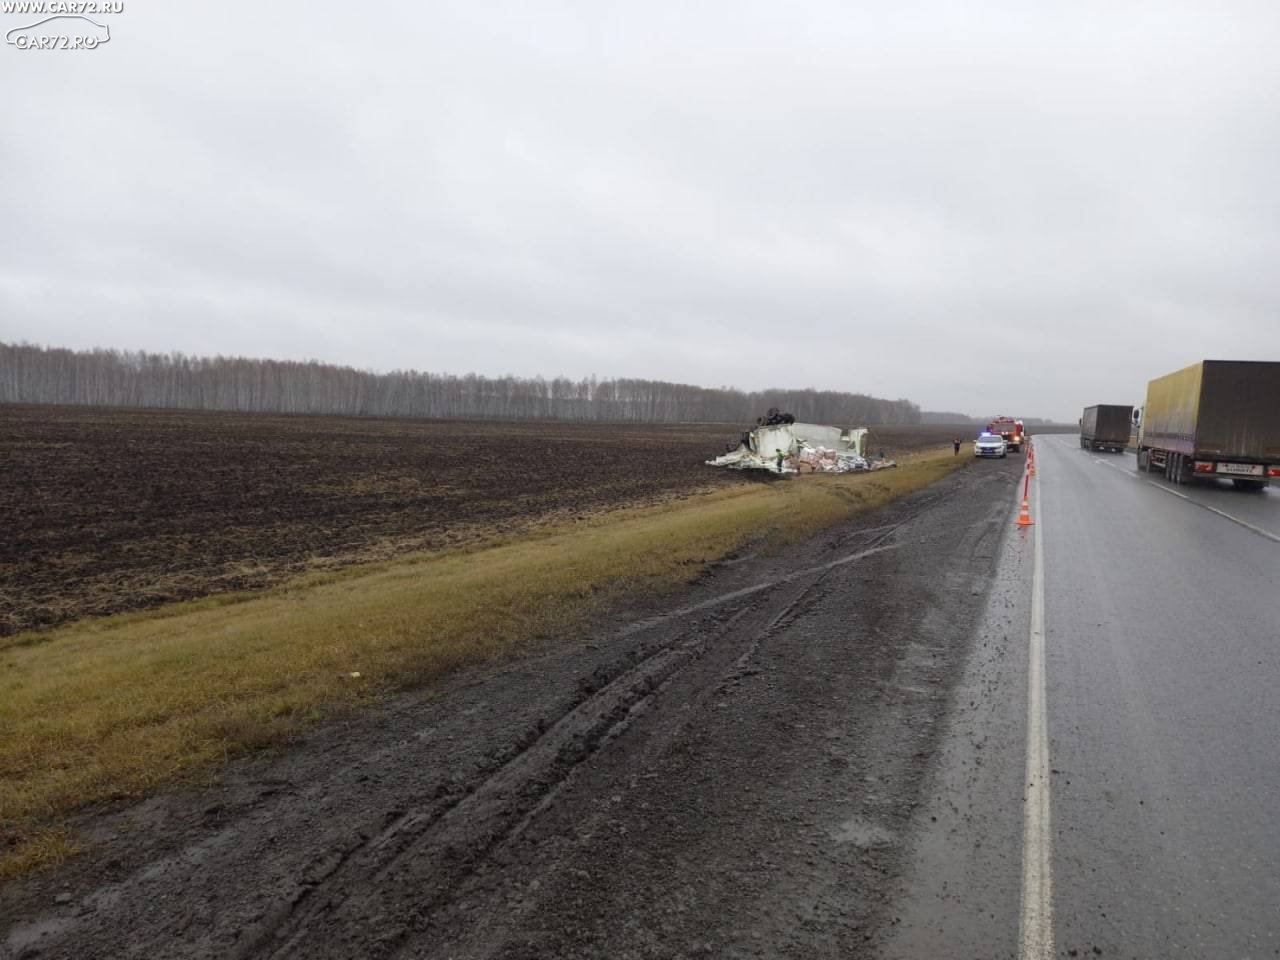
[707,415,897,474]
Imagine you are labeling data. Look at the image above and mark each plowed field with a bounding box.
[0,405,963,634]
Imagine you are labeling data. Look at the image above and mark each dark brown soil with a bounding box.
[0,406,962,635]
[0,453,1022,960]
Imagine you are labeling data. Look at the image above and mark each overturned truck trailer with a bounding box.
[707,422,885,474]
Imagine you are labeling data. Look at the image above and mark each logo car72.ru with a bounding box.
[1,2,122,13]
[5,14,110,48]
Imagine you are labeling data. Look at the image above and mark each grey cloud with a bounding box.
[2,0,1278,420]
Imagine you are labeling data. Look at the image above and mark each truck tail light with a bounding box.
[1269,467,1280,478]
[1194,461,1215,473]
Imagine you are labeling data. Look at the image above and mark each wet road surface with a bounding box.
[888,435,1280,958]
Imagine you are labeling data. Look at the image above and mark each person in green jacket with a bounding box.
[775,448,786,473]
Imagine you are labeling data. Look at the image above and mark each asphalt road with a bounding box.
[887,435,1280,959]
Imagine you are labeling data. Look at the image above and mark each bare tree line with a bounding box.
[0,342,922,425]
[920,410,980,424]
[920,409,1063,426]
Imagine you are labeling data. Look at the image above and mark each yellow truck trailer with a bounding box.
[1137,360,1280,490]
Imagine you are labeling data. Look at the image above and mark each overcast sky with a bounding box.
[2,1,1278,420]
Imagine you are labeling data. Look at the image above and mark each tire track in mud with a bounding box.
[238,524,910,960]
[2,461,1023,960]
[430,477,1013,960]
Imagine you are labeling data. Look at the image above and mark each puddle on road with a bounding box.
[829,816,895,848]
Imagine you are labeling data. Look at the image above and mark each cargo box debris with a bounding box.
[706,418,896,474]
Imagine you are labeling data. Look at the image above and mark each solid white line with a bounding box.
[1018,452,1054,959]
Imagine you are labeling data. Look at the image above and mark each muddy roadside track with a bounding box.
[1,456,1021,960]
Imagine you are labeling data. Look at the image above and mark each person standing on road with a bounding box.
[775,448,786,474]
[953,436,961,455]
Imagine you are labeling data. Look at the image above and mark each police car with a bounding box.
[973,432,1008,458]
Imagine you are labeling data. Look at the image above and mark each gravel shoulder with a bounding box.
[1,455,1021,960]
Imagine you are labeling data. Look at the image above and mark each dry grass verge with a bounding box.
[0,447,964,880]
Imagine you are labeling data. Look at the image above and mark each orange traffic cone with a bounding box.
[1016,497,1034,526]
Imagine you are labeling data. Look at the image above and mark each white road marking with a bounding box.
[1139,480,1280,543]
[1089,451,1280,544]
[1018,451,1054,959]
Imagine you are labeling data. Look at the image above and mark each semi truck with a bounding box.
[986,416,1024,453]
[1136,360,1280,490]
[1079,404,1133,453]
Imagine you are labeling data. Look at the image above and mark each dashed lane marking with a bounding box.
[1080,444,1280,545]
[1137,480,1280,544]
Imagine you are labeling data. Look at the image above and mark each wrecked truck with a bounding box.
[707,420,894,474]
